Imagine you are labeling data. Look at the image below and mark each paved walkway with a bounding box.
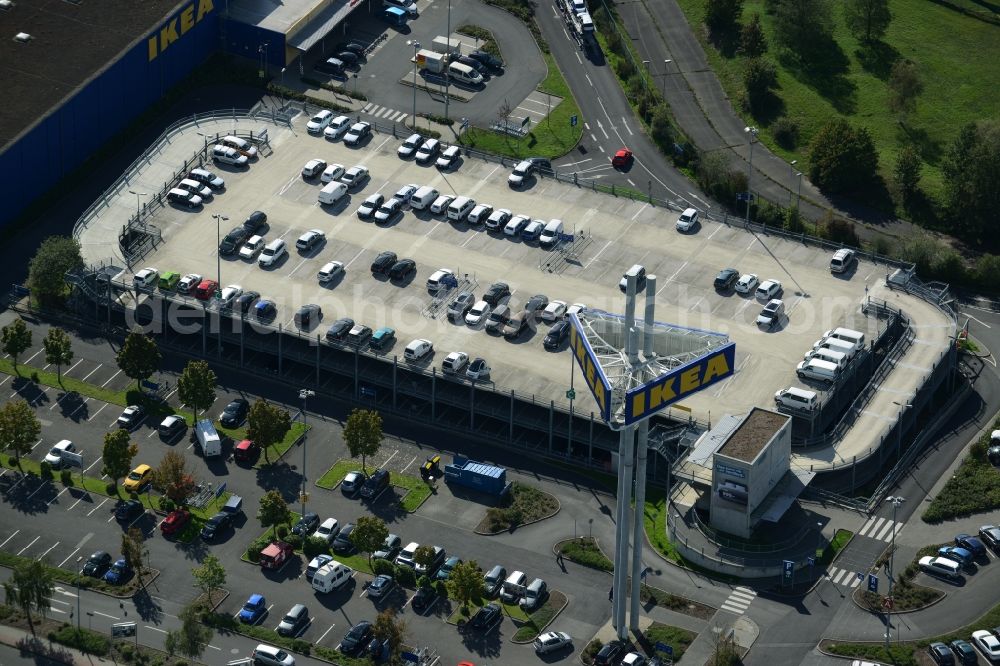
[0,623,113,666]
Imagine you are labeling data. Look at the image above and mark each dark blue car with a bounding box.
[103,558,131,584]
[955,534,986,558]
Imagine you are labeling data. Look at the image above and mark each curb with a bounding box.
[552,537,612,574]
[474,489,561,535]
[509,590,569,644]
[849,580,947,615]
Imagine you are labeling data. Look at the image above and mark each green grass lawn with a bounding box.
[642,623,696,662]
[671,0,1000,201]
[511,591,566,641]
[558,537,613,572]
[315,460,362,490]
[641,491,739,583]
[923,432,1000,522]
[217,422,309,468]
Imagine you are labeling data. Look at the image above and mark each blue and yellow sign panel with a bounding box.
[148,0,215,62]
[624,342,735,424]
[568,314,612,422]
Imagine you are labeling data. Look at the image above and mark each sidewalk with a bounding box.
[0,623,110,666]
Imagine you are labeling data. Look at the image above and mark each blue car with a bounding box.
[240,594,267,624]
[937,546,973,568]
[370,327,396,350]
[254,300,277,321]
[955,534,986,558]
[102,558,131,585]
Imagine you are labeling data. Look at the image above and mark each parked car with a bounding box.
[468,50,503,71]
[735,273,759,295]
[371,251,397,275]
[318,261,344,284]
[594,640,627,666]
[177,273,201,294]
[404,338,433,362]
[122,464,152,492]
[291,512,321,537]
[434,556,461,581]
[306,109,335,134]
[306,554,334,580]
[340,165,369,189]
[951,639,978,665]
[470,603,501,630]
[544,320,571,349]
[114,499,144,522]
[252,644,295,666]
[411,586,436,613]
[756,299,784,329]
[296,229,326,252]
[103,558,132,584]
[979,525,1000,551]
[332,524,356,554]
[466,357,491,380]
[160,509,191,536]
[294,304,322,329]
[483,282,511,307]
[972,630,1000,661]
[388,259,416,281]
[220,398,250,428]
[326,318,354,343]
[312,519,341,544]
[276,604,310,637]
[357,193,385,220]
[339,621,374,655]
[956,534,987,557]
[370,327,396,350]
[367,574,395,600]
[324,115,352,140]
[714,268,740,291]
[200,512,234,541]
[82,551,112,577]
[239,235,265,260]
[240,594,267,624]
[465,300,490,326]
[375,197,404,224]
[398,133,424,159]
[927,641,955,665]
[415,138,441,164]
[343,122,372,146]
[534,631,572,654]
[44,440,77,469]
[342,471,366,497]
[374,534,402,561]
[243,210,268,234]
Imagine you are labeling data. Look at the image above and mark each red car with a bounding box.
[194,279,219,300]
[259,541,294,569]
[160,509,191,536]
[611,148,633,168]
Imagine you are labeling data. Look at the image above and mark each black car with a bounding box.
[200,512,233,540]
[220,398,250,428]
[219,227,250,255]
[455,55,489,78]
[336,41,366,58]
[361,468,390,500]
[483,281,511,307]
[469,603,501,630]
[468,50,504,71]
[236,290,261,314]
[950,639,977,665]
[593,640,627,666]
[82,551,112,577]
[544,320,571,349]
[980,525,1000,551]
[243,210,267,235]
[714,267,739,291]
[332,523,356,554]
[114,499,144,523]
[410,586,436,613]
[955,533,987,557]
[388,259,416,281]
[326,318,355,343]
[336,51,360,68]
[294,304,322,329]
[340,620,374,655]
[291,512,320,537]
[989,445,1000,466]
[357,193,385,220]
[928,642,955,666]
[525,294,549,313]
[255,300,277,321]
[371,251,398,275]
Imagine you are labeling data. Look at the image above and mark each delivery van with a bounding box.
[409,186,439,210]
[318,181,348,205]
[774,387,818,411]
[447,62,483,86]
[538,219,564,249]
[195,419,222,457]
[796,358,839,385]
[823,327,865,352]
[311,562,353,593]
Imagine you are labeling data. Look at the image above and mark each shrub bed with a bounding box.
[923,426,1000,522]
[478,482,559,533]
[558,537,613,571]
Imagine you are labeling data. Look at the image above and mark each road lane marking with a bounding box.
[17,536,40,556]
[94,611,120,620]
[145,626,168,634]
[36,541,60,561]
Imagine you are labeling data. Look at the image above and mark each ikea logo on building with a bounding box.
[569,315,612,422]
[624,342,735,425]
[148,0,215,62]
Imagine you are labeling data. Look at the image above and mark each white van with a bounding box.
[448,62,483,86]
[258,239,287,267]
[446,196,476,222]
[409,186,439,211]
[796,358,839,384]
[804,347,848,370]
[311,562,353,593]
[811,336,857,360]
[318,181,348,205]
[579,12,595,32]
[823,327,865,351]
[830,248,856,274]
[774,387,818,411]
[676,207,699,232]
[539,219,564,249]
[194,419,222,457]
[499,570,527,603]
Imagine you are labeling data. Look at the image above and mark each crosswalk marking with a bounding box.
[361,104,408,124]
[720,586,756,615]
[857,515,904,543]
[827,566,863,588]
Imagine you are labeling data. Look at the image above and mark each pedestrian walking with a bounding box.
[608,587,613,601]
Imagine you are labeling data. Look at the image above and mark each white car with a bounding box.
[973,630,1000,661]
[415,138,440,163]
[735,273,759,295]
[133,268,158,289]
[323,115,352,140]
[396,184,419,202]
[313,518,340,544]
[485,208,512,230]
[43,440,76,468]
[177,178,213,199]
[567,303,587,317]
[239,235,265,260]
[306,109,335,134]
[398,133,424,159]
[504,214,530,236]
[343,122,372,146]
[177,273,202,294]
[442,351,469,375]
[318,261,344,284]
[756,279,783,300]
[436,145,461,169]
[296,229,326,252]
[302,158,326,178]
[321,163,346,183]
[465,300,491,326]
[430,195,454,215]
[404,339,433,362]
[468,204,493,225]
[220,135,257,158]
[219,284,243,307]
[252,643,295,666]
[621,653,647,666]
[466,358,491,380]
[541,300,567,322]
[534,631,572,654]
[340,165,369,189]
[212,145,248,167]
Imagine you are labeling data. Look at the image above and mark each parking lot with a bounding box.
[132,112,893,421]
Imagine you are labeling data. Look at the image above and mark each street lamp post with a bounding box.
[280,67,286,109]
[76,556,83,631]
[789,160,797,207]
[662,59,672,97]
[642,60,651,95]
[127,190,147,220]
[744,126,759,226]
[885,496,905,650]
[408,40,421,130]
[796,171,803,209]
[298,389,315,516]
[212,214,228,297]
[258,43,269,79]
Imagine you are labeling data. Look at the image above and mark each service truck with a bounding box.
[415,48,448,75]
[194,419,222,458]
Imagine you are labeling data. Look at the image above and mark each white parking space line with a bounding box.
[87,403,109,422]
[100,369,121,388]
[25,350,43,364]
[630,203,648,221]
[16,536,40,556]
[86,497,110,517]
[0,530,20,549]
[63,358,85,377]
[343,248,367,269]
[627,178,636,187]
[26,481,51,501]
[48,606,67,614]
[400,455,418,473]
[575,51,582,64]
[57,547,80,568]
[373,136,392,153]
[84,457,102,474]
[583,240,613,269]
[0,376,10,387]
[36,541,60,561]
[144,625,168,634]
[30,438,43,452]
[278,174,299,196]
[80,364,102,382]
[147,430,158,438]
[286,258,309,278]
[316,624,336,644]
[68,399,91,419]
[47,487,69,506]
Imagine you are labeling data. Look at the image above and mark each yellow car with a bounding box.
[122,464,152,492]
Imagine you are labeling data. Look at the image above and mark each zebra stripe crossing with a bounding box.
[857,515,904,543]
[720,586,756,615]
[827,566,864,588]
[361,103,408,123]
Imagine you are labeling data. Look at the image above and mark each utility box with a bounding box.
[415,49,448,74]
[444,456,509,496]
[195,419,222,458]
[431,36,461,57]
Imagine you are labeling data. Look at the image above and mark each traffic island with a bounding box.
[580,620,697,665]
[510,590,568,642]
[475,482,560,534]
[851,544,946,614]
[555,536,613,572]
[314,459,433,513]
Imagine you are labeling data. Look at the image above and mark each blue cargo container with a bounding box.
[444,456,509,496]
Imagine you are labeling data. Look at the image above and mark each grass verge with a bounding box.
[315,460,432,512]
[642,491,739,583]
[204,612,314,657]
[477,482,559,533]
[0,549,152,597]
[558,537,613,572]
[511,590,566,641]
[641,623,696,662]
[923,427,1000,522]
[315,460,361,490]
[639,584,716,620]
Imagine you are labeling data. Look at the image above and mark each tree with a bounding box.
[3,559,54,632]
[887,60,924,120]
[771,0,833,55]
[247,399,291,465]
[121,527,147,588]
[1,319,32,373]
[192,554,227,605]
[177,359,216,423]
[258,490,292,538]
[807,118,880,194]
[27,235,84,307]
[372,608,407,663]
[742,57,778,114]
[447,560,484,610]
[649,105,675,152]
[942,120,1000,244]
[738,13,767,57]
[351,516,389,568]
[344,408,383,473]
[164,602,212,659]
[153,451,196,505]
[42,328,73,383]
[102,428,138,488]
[116,331,161,391]
[844,0,891,43]
[704,0,743,35]
[0,399,41,467]
[893,145,922,202]
[413,545,437,572]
